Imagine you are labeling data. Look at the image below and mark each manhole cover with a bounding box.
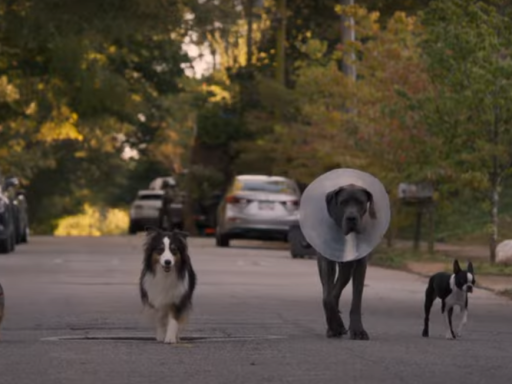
[41,335,286,343]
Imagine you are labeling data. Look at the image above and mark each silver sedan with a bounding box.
[215,175,301,247]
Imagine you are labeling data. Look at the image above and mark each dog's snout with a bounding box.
[346,216,357,225]
[164,259,172,266]
[466,285,473,293]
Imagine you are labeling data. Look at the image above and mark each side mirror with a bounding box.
[4,177,19,190]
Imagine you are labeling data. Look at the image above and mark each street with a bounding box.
[1,236,512,384]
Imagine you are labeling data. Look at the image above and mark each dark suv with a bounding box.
[0,177,17,253]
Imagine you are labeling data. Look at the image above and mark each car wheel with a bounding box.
[288,225,311,259]
[0,237,10,254]
[216,232,230,247]
[20,227,28,244]
[128,221,138,235]
[9,231,16,252]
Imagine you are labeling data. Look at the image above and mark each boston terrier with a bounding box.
[422,259,475,340]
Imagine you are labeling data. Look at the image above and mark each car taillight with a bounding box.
[226,195,250,205]
[285,200,299,209]
[225,195,241,204]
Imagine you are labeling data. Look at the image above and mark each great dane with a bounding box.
[303,184,377,340]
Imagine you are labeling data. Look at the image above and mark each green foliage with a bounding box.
[418,0,512,191]
[184,165,225,201]
[0,0,196,232]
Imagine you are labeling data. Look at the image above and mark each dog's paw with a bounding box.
[445,331,456,340]
[326,317,348,338]
[326,327,346,338]
[422,329,429,338]
[349,326,370,341]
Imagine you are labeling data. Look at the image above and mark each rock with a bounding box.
[496,240,512,265]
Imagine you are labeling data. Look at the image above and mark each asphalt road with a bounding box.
[1,236,512,384]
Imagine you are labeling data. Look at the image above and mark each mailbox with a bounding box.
[398,182,434,202]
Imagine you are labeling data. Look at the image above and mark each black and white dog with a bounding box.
[139,228,197,344]
[422,259,475,339]
[304,184,377,340]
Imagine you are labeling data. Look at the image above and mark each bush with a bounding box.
[54,204,129,236]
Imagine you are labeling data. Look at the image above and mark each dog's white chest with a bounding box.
[446,275,467,309]
[142,270,189,309]
[343,233,358,261]
[446,289,466,308]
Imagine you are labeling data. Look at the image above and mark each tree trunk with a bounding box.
[340,0,356,81]
[427,202,435,254]
[489,179,499,264]
[489,103,500,264]
[245,0,254,67]
[275,0,286,86]
[386,199,398,247]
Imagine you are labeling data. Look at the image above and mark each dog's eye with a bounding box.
[170,245,178,255]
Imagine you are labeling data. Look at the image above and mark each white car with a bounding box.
[128,190,164,234]
[149,176,176,190]
[215,175,301,247]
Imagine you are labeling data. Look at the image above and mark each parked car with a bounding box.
[0,177,19,254]
[128,189,185,234]
[148,176,176,190]
[215,175,301,247]
[129,190,164,234]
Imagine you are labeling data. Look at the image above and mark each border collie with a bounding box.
[139,228,197,344]
[422,259,475,339]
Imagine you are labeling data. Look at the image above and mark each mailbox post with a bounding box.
[398,182,435,253]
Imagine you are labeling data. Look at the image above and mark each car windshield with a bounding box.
[238,179,297,194]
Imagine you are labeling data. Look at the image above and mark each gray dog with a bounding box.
[303,184,377,340]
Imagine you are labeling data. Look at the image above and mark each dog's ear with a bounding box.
[453,259,461,274]
[172,230,190,239]
[325,187,346,222]
[363,189,377,220]
[144,226,160,237]
[467,261,474,275]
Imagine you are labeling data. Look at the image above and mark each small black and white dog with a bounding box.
[422,259,475,339]
[139,227,197,344]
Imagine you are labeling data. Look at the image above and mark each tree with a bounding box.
[419,0,512,262]
[0,0,195,232]
[250,8,435,186]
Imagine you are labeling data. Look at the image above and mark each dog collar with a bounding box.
[299,168,391,262]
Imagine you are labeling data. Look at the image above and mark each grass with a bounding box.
[498,288,512,300]
[370,245,445,270]
[371,245,512,276]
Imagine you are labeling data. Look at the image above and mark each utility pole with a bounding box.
[340,0,356,80]
[245,0,254,67]
[275,0,286,86]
